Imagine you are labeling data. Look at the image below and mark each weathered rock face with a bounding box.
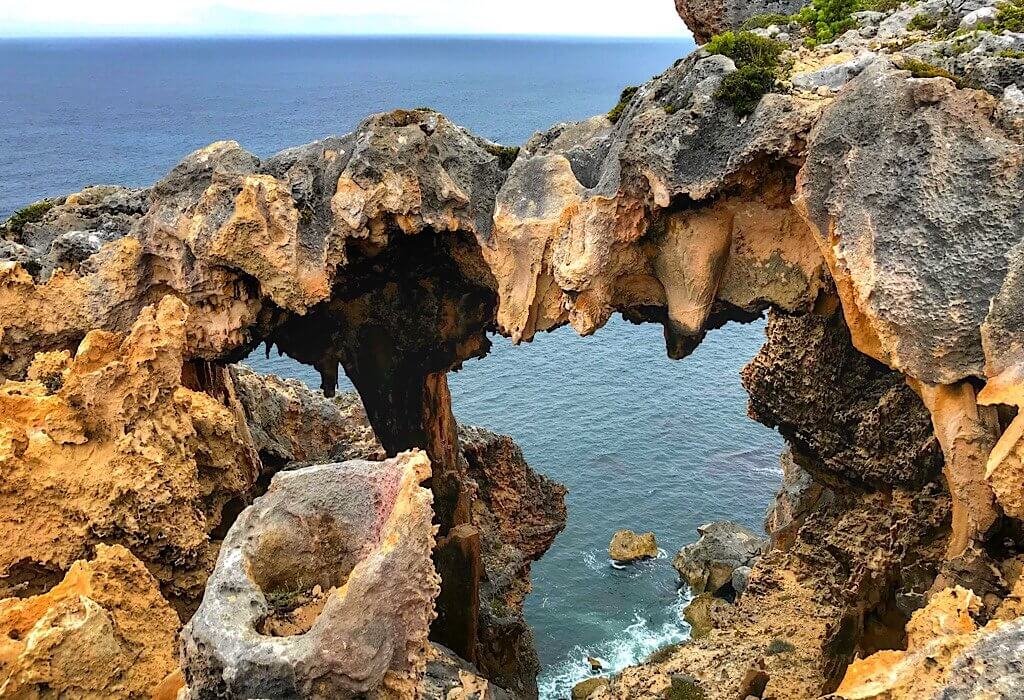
[836,586,1024,699]
[229,369,565,697]
[0,544,181,698]
[743,307,942,489]
[181,451,440,699]
[673,0,807,43]
[0,296,260,605]
[2,0,1024,695]
[673,522,765,598]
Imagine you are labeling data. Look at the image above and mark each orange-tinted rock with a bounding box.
[0,296,260,601]
[0,544,181,698]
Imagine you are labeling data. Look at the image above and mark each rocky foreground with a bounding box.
[1,0,1024,697]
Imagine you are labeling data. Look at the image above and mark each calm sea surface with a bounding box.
[0,36,784,697]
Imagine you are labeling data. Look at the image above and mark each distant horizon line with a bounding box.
[0,31,693,42]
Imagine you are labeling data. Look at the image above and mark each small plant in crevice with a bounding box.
[484,143,521,170]
[607,85,639,124]
[907,12,939,31]
[1000,48,1024,59]
[706,31,787,116]
[897,56,974,88]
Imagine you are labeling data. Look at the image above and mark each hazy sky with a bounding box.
[0,0,691,38]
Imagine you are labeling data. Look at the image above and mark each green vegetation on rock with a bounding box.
[898,56,963,85]
[740,12,792,29]
[3,199,57,237]
[999,48,1024,59]
[706,31,786,116]
[607,85,639,124]
[907,12,939,30]
[767,638,797,654]
[791,0,859,45]
[665,675,708,700]
[998,0,1024,32]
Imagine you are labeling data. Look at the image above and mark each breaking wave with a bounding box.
[536,587,692,700]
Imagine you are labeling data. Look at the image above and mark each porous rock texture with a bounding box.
[2,0,1024,695]
[230,369,566,697]
[674,0,806,43]
[673,521,765,598]
[0,295,260,606]
[0,544,182,698]
[181,451,440,699]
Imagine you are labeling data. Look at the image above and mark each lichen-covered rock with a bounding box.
[0,544,181,698]
[673,522,765,597]
[180,451,440,699]
[609,530,659,563]
[0,296,260,603]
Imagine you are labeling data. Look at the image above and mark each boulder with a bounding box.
[180,451,440,699]
[609,530,659,563]
[673,522,765,597]
[673,0,807,44]
[572,676,610,699]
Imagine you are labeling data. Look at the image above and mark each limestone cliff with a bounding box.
[1,0,1024,696]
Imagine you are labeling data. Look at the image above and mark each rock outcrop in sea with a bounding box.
[2,0,1024,696]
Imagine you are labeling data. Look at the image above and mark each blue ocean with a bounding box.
[0,36,783,697]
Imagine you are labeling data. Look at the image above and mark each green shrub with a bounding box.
[767,638,796,654]
[484,143,520,169]
[715,65,779,115]
[792,0,859,43]
[2,200,57,237]
[999,48,1024,59]
[706,31,786,115]
[706,31,786,68]
[607,85,639,124]
[998,0,1024,32]
[907,12,939,30]
[741,12,792,29]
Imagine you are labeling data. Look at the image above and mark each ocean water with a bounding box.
[0,36,785,697]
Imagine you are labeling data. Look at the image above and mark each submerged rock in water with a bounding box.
[609,530,659,563]
[673,522,765,598]
[180,451,440,699]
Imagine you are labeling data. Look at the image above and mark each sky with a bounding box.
[0,0,691,38]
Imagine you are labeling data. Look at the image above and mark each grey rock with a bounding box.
[673,522,765,598]
[180,454,439,699]
[941,616,1024,698]
[797,59,1024,384]
[960,6,998,28]
[731,566,753,597]
[791,52,877,91]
